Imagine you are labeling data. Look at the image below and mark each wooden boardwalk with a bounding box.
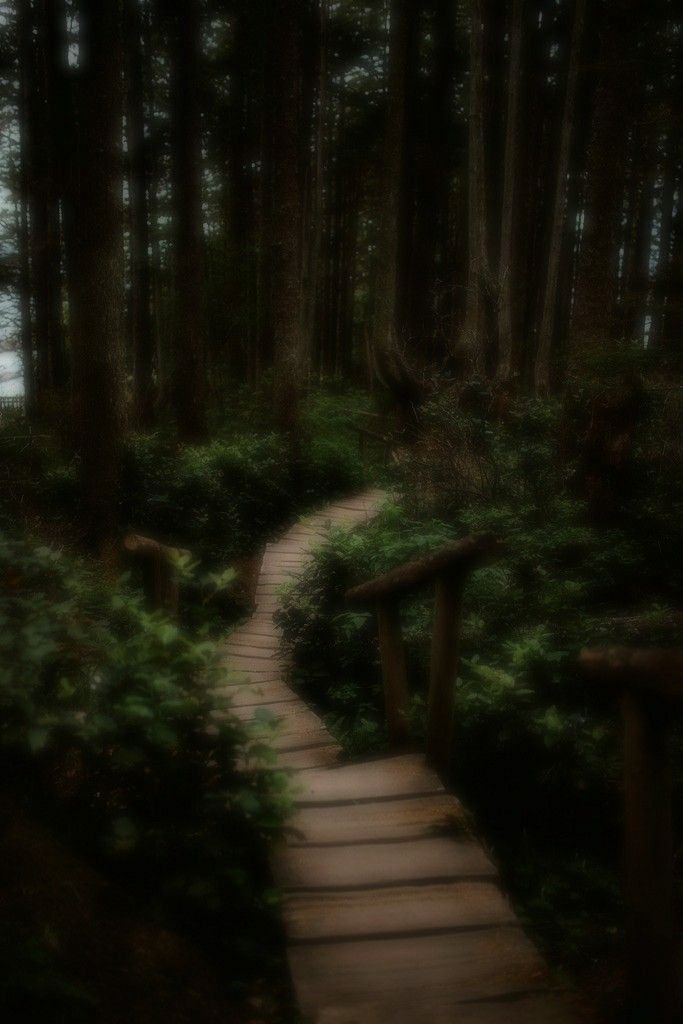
[221,493,578,1024]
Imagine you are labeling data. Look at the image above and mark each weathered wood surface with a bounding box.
[220,492,578,1023]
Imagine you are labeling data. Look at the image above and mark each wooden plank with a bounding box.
[232,700,312,723]
[293,755,444,806]
[276,745,343,771]
[316,994,577,1024]
[243,704,324,735]
[282,880,516,942]
[225,656,284,673]
[222,644,280,659]
[269,727,334,752]
[272,836,495,890]
[287,793,465,844]
[227,682,298,708]
[288,928,550,1015]
[227,630,280,645]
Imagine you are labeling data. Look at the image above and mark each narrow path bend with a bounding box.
[221,492,579,1024]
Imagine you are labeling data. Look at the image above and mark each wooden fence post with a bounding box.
[123,534,188,620]
[426,575,463,778]
[376,599,411,747]
[621,691,674,1023]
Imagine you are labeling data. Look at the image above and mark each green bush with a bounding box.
[0,533,290,983]
[123,432,293,564]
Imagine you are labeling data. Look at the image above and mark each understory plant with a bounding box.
[0,533,291,993]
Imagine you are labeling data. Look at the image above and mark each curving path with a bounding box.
[221,492,579,1024]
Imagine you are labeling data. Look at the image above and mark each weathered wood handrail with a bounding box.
[346,534,500,774]
[346,533,500,605]
[123,534,190,619]
[578,645,683,1024]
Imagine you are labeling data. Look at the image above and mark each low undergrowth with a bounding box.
[0,533,292,1019]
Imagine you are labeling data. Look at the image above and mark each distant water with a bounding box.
[0,350,24,398]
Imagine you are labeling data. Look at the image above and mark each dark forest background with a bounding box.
[0,2,682,1022]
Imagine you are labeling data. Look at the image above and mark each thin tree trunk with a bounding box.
[270,0,303,428]
[126,0,155,426]
[649,129,678,350]
[70,0,126,558]
[464,0,495,375]
[569,1,639,371]
[373,0,412,359]
[17,0,34,417]
[534,0,586,394]
[170,0,206,441]
[43,0,67,392]
[497,0,525,382]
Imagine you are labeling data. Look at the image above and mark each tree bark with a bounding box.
[70,0,127,558]
[17,0,35,417]
[463,0,495,376]
[270,0,303,428]
[372,0,413,361]
[497,0,525,382]
[534,0,586,394]
[125,0,155,426]
[170,0,206,442]
[569,0,640,372]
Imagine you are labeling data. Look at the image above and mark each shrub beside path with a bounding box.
[220,491,581,1024]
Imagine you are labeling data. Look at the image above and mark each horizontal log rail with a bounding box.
[346,533,501,605]
[346,534,500,775]
[578,644,683,1024]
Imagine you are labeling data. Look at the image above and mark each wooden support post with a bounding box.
[376,599,411,747]
[426,575,463,779]
[621,691,674,1023]
[123,534,188,620]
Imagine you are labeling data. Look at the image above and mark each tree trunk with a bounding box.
[17,0,34,417]
[70,0,126,558]
[270,0,303,428]
[497,0,525,382]
[125,0,155,426]
[463,0,495,376]
[534,0,586,394]
[43,0,67,392]
[373,0,413,361]
[170,0,206,442]
[569,0,640,372]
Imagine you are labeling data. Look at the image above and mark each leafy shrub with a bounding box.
[123,432,293,565]
[0,533,290,983]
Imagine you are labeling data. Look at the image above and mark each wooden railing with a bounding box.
[579,645,683,1023]
[346,534,500,776]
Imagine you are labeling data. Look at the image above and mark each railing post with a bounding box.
[426,574,463,778]
[621,691,674,1023]
[376,599,411,747]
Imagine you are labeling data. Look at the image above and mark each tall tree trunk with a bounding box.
[70,0,126,558]
[270,0,303,428]
[534,0,586,394]
[17,0,34,417]
[649,129,679,350]
[170,0,206,441]
[43,0,67,392]
[372,0,412,360]
[126,0,155,426]
[463,0,495,375]
[497,0,525,382]
[568,0,640,372]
